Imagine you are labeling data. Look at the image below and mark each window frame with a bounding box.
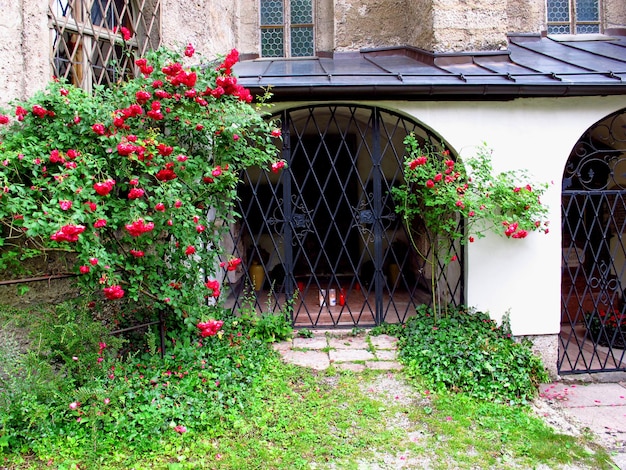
[260,0,315,58]
[49,0,159,92]
[546,0,602,35]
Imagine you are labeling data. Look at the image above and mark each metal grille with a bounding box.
[49,0,161,92]
[560,110,626,373]
[224,105,464,328]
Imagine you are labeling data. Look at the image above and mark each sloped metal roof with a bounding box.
[233,33,626,99]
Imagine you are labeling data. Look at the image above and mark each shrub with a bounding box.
[398,306,548,404]
[0,45,282,331]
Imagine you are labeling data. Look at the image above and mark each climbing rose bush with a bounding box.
[0,45,283,329]
[393,134,549,314]
[393,133,549,251]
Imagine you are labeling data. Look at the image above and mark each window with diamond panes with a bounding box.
[260,0,314,57]
[547,0,600,34]
[49,0,161,92]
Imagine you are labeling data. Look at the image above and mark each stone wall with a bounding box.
[507,0,545,35]
[430,0,509,52]
[0,0,49,110]
[334,0,416,51]
[160,0,238,59]
[605,0,626,32]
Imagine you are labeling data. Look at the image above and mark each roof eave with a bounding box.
[245,83,626,101]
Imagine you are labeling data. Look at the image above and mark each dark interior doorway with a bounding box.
[291,135,359,277]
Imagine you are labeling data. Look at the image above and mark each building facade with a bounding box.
[2,0,626,377]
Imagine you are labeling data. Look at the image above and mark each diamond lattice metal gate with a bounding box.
[225,105,463,328]
[560,109,626,373]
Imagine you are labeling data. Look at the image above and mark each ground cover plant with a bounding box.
[396,305,549,405]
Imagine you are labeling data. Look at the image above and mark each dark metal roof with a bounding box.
[233,33,626,100]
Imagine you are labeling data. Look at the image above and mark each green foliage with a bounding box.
[392,134,550,249]
[248,312,293,343]
[0,46,282,329]
[0,303,612,469]
[397,305,549,404]
[296,328,314,338]
[369,322,405,337]
[0,303,275,461]
[392,135,550,316]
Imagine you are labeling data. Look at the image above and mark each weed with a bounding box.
[297,328,314,338]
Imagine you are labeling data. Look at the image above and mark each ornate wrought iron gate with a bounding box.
[226,105,463,327]
[560,109,626,373]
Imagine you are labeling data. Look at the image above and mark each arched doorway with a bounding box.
[225,105,464,328]
[560,109,626,373]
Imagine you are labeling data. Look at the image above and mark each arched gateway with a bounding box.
[560,109,626,373]
[223,105,463,328]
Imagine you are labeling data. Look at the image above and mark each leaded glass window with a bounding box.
[49,0,161,92]
[260,0,314,57]
[547,0,601,34]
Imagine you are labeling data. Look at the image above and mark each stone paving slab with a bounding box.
[569,406,626,434]
[334,362,367,372]
[330,348,375,362]
[328,337,368,349]
[375,349,397,361]
[366,361,403,370]
[542,382,626,407]
[293,336,328,350]
[368,334,398,349]
[281,350,330,370]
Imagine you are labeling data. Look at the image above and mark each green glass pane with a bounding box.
[291,0,313,24]
[548,24,571,34]
[291,27,314,57]
[261,28,284,57]
[576,24,600,33]
[547,0,570,22]
[576,0,598,22]
[261,0,283,26]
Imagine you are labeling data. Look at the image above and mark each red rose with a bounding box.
[50,224,85,242]
[128,188,145,199]
[94,179,115,196]
[125,219,155,237]
[91,123,106,135]
[103,285,125,300]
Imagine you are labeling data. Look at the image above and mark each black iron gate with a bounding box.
[226,105,463,328]
[560,109,626,373]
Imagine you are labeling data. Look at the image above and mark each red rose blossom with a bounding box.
[103,284,125,300]
[125,218,155,237]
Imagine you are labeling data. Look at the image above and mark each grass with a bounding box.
[0,304,619,470]
[105,364,615,470]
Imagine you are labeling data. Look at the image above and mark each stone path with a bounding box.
[272,330,402,372]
